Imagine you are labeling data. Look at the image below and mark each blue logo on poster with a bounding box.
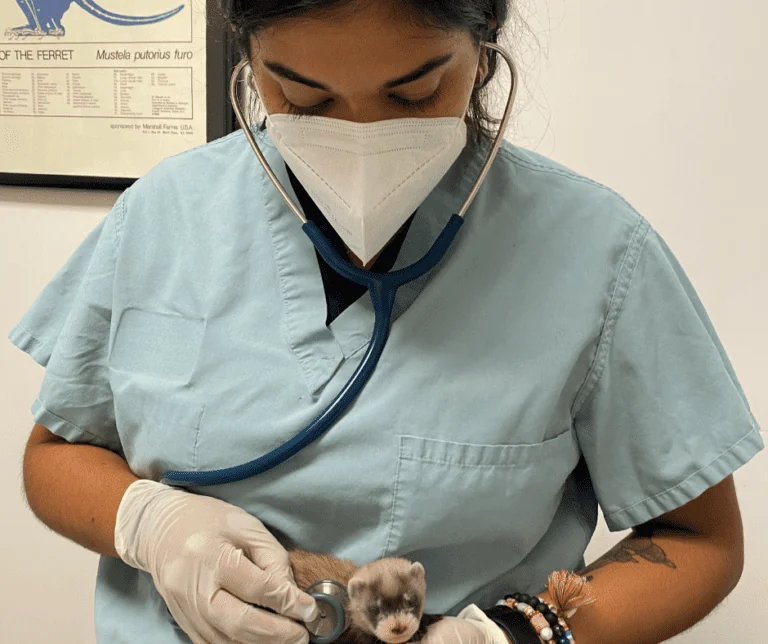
[6,0,184,38]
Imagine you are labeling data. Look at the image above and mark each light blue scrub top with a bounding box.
[9,128,763,644]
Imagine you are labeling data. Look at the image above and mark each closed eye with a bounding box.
[283,87,444,120]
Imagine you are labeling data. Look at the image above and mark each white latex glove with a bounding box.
[114,479,320,644]
[418,604,512,644]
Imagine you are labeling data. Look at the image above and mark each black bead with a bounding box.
[511,592,522,600]
[552,624,563,637]
[504,594,516,601]
[545,611,558,625]
[528,597,540,609]
[520,594,532,604]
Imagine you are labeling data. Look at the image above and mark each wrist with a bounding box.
[482,605,541,644]
[458,604,515,644]
[114,479,177,570]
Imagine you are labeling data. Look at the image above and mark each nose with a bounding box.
[391,624,407,635]
[320,97,401,124]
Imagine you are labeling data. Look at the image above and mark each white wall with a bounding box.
[1,0,766,641]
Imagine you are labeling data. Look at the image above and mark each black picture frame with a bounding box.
[0,2,237,191]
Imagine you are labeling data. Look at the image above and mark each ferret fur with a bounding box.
[288,549,442,644]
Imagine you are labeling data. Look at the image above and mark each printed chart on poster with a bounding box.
[0,0,229,185]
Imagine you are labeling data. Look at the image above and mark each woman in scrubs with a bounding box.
[11,1,763,643]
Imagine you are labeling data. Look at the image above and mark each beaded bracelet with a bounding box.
[493,569,595,644]
[496,595,573,644]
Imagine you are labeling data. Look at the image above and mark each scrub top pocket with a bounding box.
[382,431,581,560]
[109,308,207,478]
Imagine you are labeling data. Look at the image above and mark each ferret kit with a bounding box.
[288,549,443,644]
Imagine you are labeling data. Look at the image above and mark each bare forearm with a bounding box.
[538,524,743,644]
[23,431,139,559]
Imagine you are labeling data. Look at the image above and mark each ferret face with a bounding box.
[348,559,427,644]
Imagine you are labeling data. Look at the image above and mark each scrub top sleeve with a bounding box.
[8,192,126,453]
[572,223,763,532]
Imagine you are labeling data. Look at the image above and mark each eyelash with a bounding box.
[283,87,444,120]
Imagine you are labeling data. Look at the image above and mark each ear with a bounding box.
[348,578,366,599]
[408,562,425,581]
[475,52,490,88]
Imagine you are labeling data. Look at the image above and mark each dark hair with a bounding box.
[221,0,520,150]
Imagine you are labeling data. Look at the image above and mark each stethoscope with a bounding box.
[159,41,518,491]
[159,42,518,644]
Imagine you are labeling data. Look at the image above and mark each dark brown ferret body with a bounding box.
[288,549,443,644]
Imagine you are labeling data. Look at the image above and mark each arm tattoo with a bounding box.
[579,528,676,581]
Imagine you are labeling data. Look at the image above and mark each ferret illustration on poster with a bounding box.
[5,0,184,39]
[0,0,207,180]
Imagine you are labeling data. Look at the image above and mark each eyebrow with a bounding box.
[263,53,454,91]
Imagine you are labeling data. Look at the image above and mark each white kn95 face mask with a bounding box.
[265,112,470,266]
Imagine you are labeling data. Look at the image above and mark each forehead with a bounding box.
[252,2,469,76]
[366,571,413,598]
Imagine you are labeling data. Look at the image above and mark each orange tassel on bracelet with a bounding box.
[546,570,596,618]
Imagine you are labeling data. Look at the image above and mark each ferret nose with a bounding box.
[391,624,407,635]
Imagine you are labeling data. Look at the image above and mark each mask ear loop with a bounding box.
[247,71,269,132]
[462,42,491,126]
[241,64,268,132]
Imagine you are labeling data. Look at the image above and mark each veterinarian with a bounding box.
[11,1,763,643]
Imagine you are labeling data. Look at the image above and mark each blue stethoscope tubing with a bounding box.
[161,41,518,488]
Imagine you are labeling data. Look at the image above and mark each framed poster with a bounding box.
[0,0,236,189]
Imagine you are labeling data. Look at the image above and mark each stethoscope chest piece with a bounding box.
[304,580,350,644]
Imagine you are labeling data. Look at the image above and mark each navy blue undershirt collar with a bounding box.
[284,161,416,327]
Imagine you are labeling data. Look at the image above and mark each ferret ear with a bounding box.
[408,562,425,581]
[348,578,366,599]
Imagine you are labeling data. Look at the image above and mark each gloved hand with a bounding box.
[114,479,320,644]
[418,605,511,644]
